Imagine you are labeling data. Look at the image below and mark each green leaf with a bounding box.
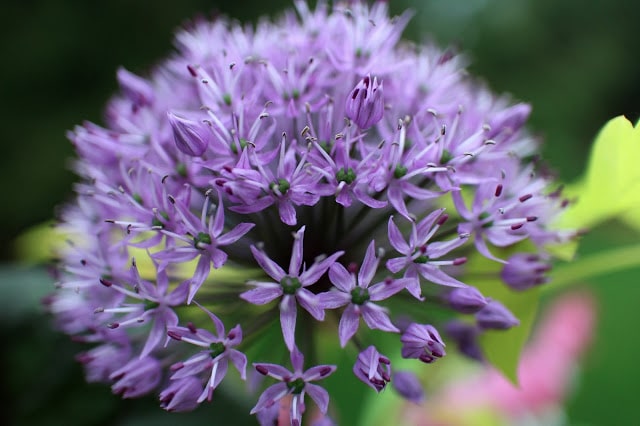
[560,115,640,230]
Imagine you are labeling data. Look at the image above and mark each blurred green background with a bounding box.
[1,0,639,425]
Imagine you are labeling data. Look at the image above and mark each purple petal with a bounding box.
[387,184,410,219]
[217,222,255,246]
[387,217,410,254]
[140,311,174,358]
[303,365,336,382]
[280,295,298,351]
[296,288,325,321]
[290,346,305,373]
[289,226,306,276]
[300,250,344,285]
[211,195,226,237]
[338,305,361,347]
[253,362,293,381]
[240,284,282,305]
[229,349,247,380]
[328,262,355,293]
[209,248,228,269]
[279,201,298,226]
[251,245,286,281]
[361,304,399,333]
[318,290,350,309]
[368,278,409,302]
[415,208,446,240]
[250,383,289,414]
[418,264,467,288]
[358,241,379,288]
[188,256,212,303]
[386,256,408,274]
[305,383,331,414]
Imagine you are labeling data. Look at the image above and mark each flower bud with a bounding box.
[401,323,446,363]
[444,320,484,361]
[353,345,391,392]
[476,300,520,330]
[345,74,384,129]
[110,357,162,398]
[167,111,210,156]
[159,377,202,412]
[501,253,551,291]
[447,286,488,314]
[392,371,425,403]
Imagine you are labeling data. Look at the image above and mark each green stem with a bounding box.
[549,243,640,291]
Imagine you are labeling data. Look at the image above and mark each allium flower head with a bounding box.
[48,1,575,423]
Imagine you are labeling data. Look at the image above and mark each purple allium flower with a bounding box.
[167,306,247,403]
[401,323,446,363]
[251,347,336,426]
[48,0,576,421]
[320,241,409,347]
[387,209,469,299]
[240,226,343,351]
[353,345,392,392]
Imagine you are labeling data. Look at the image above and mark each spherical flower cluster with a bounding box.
[48,1,574,424]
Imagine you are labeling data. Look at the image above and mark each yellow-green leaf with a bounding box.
[560,115,640,229]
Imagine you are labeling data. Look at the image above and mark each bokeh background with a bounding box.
[2,0,639,425]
